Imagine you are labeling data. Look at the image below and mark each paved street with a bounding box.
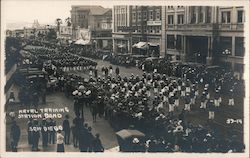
[5,56,244,152]
[5,59,143,152]
[6,89,119,152]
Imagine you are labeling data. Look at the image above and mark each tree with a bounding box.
[55,18,62,34]
[65,17,71,27]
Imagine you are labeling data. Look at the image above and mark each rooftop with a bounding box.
[71,5,111,15]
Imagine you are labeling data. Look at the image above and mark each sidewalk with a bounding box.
[5,91,118,152]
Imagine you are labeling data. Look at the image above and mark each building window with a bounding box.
[156,9,161,20]
[221,11,231,23]
[237,10,243,23]
[190,7,196,24]
[219,36,232,54]
[176,35,182,50]
[198,7,204,23]
[149,26,153,33]
[143,12,147,20]
[206,7,211,23]
[121,8,125,14]
[155,26,161,33]
[167,35,175,49]
[138,12,141,21]
[235,37,244,57]
[177,14,184,24]
[149,11,153,20]
[132,13,136,21]
[168,15,174,24]
[138,28,141,33]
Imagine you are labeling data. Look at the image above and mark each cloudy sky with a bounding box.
[2,0,113,26]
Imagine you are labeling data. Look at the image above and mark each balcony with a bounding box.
[166,23,244,32]
[166,23,213,31]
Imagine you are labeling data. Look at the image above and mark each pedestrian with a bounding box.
[184,93,191,111]
[91,100,98,122]
[79,123,88,152]
[71,124,77,148]
[41,118,48,147]
[9,90,15,103]
[109,65,113,76]
[101,66,105,76]
[48,118,56,144]
[228,89,235,106]
[89,67,93,77]
[32,119,40,151]
[32,92,39,109]
[27,118,33,145]
[208,100,215,121]
[115,67,120,76]
[168,93,175,116]
[63,115,70,145]
[200,91,207,109]
[214,90,221,108]
[97,96,104,118]
[10,121,20,152]
[41,87,46,104]
[56,130,65,152]
[9,109,15,121]
[94,68,98,78]
[92,133,104,152]
[72,114,82,147]
[86,127,94,152]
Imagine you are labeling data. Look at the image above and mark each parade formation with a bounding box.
[5,37,245,153]
[3,4,246,154]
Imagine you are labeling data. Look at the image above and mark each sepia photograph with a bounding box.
[0,0,249,157]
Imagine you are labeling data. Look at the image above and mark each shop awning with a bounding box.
[118,44,126,48]
[132,42,147,49]
[116,129,145,140]
[132,42,147,48]
[148,42,159,47]
[74,39,91,45]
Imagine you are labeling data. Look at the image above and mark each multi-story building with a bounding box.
[23,20,56,39]
[113,5,162,55]
[113,5,245,75]
[6,29,25,38]
[23,27,35,39]
[71,6,112,50]
[162,6,245,75]
[112,5,131,54]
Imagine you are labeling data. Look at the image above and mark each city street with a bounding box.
[3,3,246,154]
[5,58,144,152]
[6,57,244,152]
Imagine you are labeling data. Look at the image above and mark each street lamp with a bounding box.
[222,49,231,68]
[194,52,201,63]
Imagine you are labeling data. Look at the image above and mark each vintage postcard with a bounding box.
[0,0,249,158]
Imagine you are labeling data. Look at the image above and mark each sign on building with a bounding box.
[147,21,162,26]
[76,28,91,44]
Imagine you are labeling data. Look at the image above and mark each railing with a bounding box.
[166,23,244,31]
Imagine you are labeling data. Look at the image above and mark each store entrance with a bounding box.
[186,36,208,64]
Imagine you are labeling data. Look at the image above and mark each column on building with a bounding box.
[182,7,189,62]
[206,36,213,65]
[231,36,235,69]
[211,7,218,23]
[182,36,186,62]
[161,6,166,57]
[112,7,117,53]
